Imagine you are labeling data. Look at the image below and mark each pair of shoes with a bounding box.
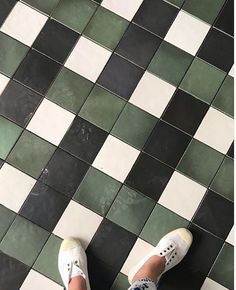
[58,228,193,289]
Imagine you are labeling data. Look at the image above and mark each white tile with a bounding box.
[27,99,75,146]
[194,107,234,154]
[53,201,103,249]
[102,0,143,21]
[121,238,154,275]
[92,135,140,182]
[0,163,36,212]
[65,36,111,82]
[165,11,210,55]
[129,72,176,118]
[1,2,47,46]
[201,277,229,290]
[226,226,234,245]
[20,270,63,290]
[228,65,234,77]
[0,73,10,95]
[158,171,206,220]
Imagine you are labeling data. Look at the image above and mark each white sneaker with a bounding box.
[128,228,193,284]
[58,237,90,290]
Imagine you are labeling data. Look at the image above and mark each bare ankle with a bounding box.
[69,276,87,290]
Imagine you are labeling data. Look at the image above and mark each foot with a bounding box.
[58,237,90,290]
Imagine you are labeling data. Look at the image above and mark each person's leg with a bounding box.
[69,276,87,290]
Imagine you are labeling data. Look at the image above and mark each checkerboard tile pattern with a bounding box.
[0,0,233,290]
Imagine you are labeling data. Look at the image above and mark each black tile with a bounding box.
[0,251,30,290]
[33,19,79,63]
[97,54,144,100]
[197,28,234,72]
[227,142,234,159]
[0,0,16,26]
[86,219,137,273]
[133,0,178,38]
[0,80,42,127]
[162,89,209,135]
[193,190,234,239]
[144,120,191,168]
[19,181,69,231]
[40,148,89,197]
[214,0,234,36]
[14,49,61,94]
[116,23,162,68]
[0,159,4,169]
[60,116,108,163]
[125,152,174,201]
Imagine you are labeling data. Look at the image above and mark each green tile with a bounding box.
[47,67,93,114]
[166,0,184,7]
[79,85,126,131]
[183,0,226,24]
[111,273,130,290]
[0,205,15,241]
[74,167,122,216]
[148,41,193,86]
[140,204,189,246]
[209,243,234,289]
[0,32,28,77]
[107,185,155,235]
[0,215,49,266]
[111,103,157,149]
[52,0,97,33]
[180,58,226,104]
[212,75,234,117]
[34,234,63,285]
[0,116,23,159]
[84,6,129,50]
[7,130,56,178]
[177,139,224,187]
[22,0,60,14]
[210,157,234,201]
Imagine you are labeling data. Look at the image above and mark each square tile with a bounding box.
[133,0,178,38]
[26,99,75,146]
[194,107,233,154]
[92,135,140,182]
[65,36,111,82]
[177,139,224,186]
[60,116,108,164]
[74,167,122,216]
[0,32,28,77]
[46,67,93,114]
[7,130,56,179]
[101,0,143,21]
[0,80,42,127]
[140,203,189,246]
[111,273,130,290]
[125,152,174,201]
[79,85,126,132]
[115,23,162,68]
[1,2,47,46]
[111,102,157,149]
[214,0,233,37]
[53,201,103,249]
[52,0,97,33]
[0,163,36,212]
[22,0,60,15]
[0,215,49,266]
[129,71,176,117]
[158,171,206,220]
[148,41,193,86]
[0,0,16,26]
[19,181,70,231]
[180,58,226,104]
[40,148,89,197]
[165,11,210,55]
[107,185,155,235]
[97,54,144,100]
[0,205,15,241]
[201,278,229,290]
[32,19,79,63]
[14,49,61,95]
[229,64,234,77]
[84,6,129,50]
[0,73,9,94]
[143,120,191,167]
[197,28,234,72]
[0,116,23,159]
[226,226,234,245]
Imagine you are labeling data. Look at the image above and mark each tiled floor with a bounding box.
[0,0,234,290]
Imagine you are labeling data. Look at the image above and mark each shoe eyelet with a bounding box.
[175,252,177,255]
[75,260,78,264]
[172,256,174,259]
[170,245,173,248]
[167,263,169,265]
[164,250,166,252]
[167,247,170,250]
[67,263,70,266]
[160,252,162,255]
